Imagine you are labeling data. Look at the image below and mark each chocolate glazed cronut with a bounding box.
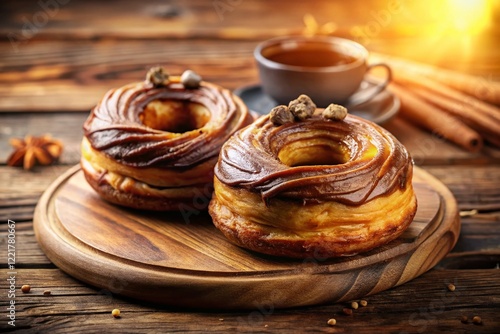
[81,77,253,211]
[209,113,418,258]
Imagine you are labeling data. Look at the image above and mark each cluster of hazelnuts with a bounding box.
[270,94,348,126]
[146,66,202,89]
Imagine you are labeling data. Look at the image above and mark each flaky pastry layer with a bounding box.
[209,177,417,258]
[81,155,212,211]
[82,137,216,188]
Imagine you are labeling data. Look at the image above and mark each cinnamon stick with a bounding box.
[389,72,500,124]
[409,86,500,148]
[389,84,483,152]
[371,52,500,106]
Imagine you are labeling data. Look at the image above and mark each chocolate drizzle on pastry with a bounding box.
[84,79,252,169]
[214,114,413,206]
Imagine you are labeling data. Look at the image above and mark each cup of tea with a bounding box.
[254,36,391,107]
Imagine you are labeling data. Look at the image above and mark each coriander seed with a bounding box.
[360,300,368,307]
[472,316,482,325]
[447,283,456,292]
[327,318,336,326]
[21,285,31,293]
[351,301,359,310]
[342,308,353,316]
[112,308,121,318]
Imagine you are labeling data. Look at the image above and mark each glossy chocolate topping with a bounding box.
[84,79,252,168]
[215,114,413,205]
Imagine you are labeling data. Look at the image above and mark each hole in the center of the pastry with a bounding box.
[278,141,350,167]
[140,99,210,132]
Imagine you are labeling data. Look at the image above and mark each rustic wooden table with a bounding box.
[1,1,499,333]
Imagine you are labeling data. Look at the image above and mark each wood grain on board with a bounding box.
[32,165,459,309]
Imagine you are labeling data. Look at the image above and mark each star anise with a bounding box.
[7,134,63,170]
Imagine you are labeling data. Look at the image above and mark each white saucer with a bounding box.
[234,80,400,124]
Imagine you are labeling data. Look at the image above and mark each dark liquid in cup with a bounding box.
[266,48,358,67]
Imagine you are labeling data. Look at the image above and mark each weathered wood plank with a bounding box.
[0,166,74,194]
[0,166,73,222]
[0,113,87,164]
[1,36,499,113]
[0,221,52,266]
[1,0,499,114]
[0,40,258,112]
[425,166,500,211]
[0,0,348,40]
[0,268,498,333]
[1,0,498,70]
[7,0,499,43]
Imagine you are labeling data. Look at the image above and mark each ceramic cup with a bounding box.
[254,36,391,107]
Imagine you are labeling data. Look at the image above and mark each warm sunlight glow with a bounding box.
[303,14,338,37]
[445,0,491,33]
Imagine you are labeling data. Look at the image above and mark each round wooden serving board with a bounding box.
[34,165,460,310]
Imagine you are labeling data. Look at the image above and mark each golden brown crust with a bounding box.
[209,112,418,258]
[209,177,417,258]
[81,157,212,211]
[209,204,416,259]
[82,168,197,211]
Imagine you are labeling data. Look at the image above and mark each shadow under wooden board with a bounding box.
[34,165,460,310]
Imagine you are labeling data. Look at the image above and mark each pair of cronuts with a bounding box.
[81,74,417,258]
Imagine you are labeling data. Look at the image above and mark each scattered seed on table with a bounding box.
[342,308,353,316]
[360,300,368,307]
[460,315,468,323]
[472,316,482,325]
[112,309,121,318]
[447,284,456,292]
[43,290,51,295]
[327,318,337,326]
[351,301,359,310]
[21,285,31,293]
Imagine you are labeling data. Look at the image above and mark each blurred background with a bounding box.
[0,0,499,111]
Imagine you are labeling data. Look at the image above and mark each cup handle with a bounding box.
[345,63,392,108]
